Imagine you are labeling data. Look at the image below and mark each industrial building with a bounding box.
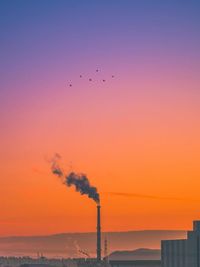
[161,220,200,267]
[109,260,161,267]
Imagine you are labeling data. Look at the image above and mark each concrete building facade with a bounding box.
[161,220,200,267]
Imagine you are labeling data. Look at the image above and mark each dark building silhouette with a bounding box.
[109,260,161,267]
[161,220,200,267]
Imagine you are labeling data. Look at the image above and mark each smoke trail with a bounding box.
[51,153,63,177]
[106,192,185,201]
[51,154,100,203]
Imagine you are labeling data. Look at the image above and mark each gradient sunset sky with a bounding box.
[1,0,200,236]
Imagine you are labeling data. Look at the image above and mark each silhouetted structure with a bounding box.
[161,220,200,267]
[104,237,109,265]
[109,260,161,267]
[20,265,53,267]
[97,205,101,262]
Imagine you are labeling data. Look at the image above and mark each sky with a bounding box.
[0,0,200,236]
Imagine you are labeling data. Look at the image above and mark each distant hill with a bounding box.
[0,230,186,258]
[109,248,161,260]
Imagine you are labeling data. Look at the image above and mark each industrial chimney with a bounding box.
[97,205,101,261]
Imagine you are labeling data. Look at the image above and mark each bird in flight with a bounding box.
[67,68,115,87]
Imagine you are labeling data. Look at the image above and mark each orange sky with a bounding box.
[1,79,200,236]
[1,0,200,236]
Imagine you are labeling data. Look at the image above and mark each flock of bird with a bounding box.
[68,69,115,87]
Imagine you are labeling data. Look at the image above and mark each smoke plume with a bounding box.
[66,172,100,203]
[51,154,100,204]
[51,153,63,177]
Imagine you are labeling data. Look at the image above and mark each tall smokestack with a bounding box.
[50,154,101,260]
[97,205,101,262]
